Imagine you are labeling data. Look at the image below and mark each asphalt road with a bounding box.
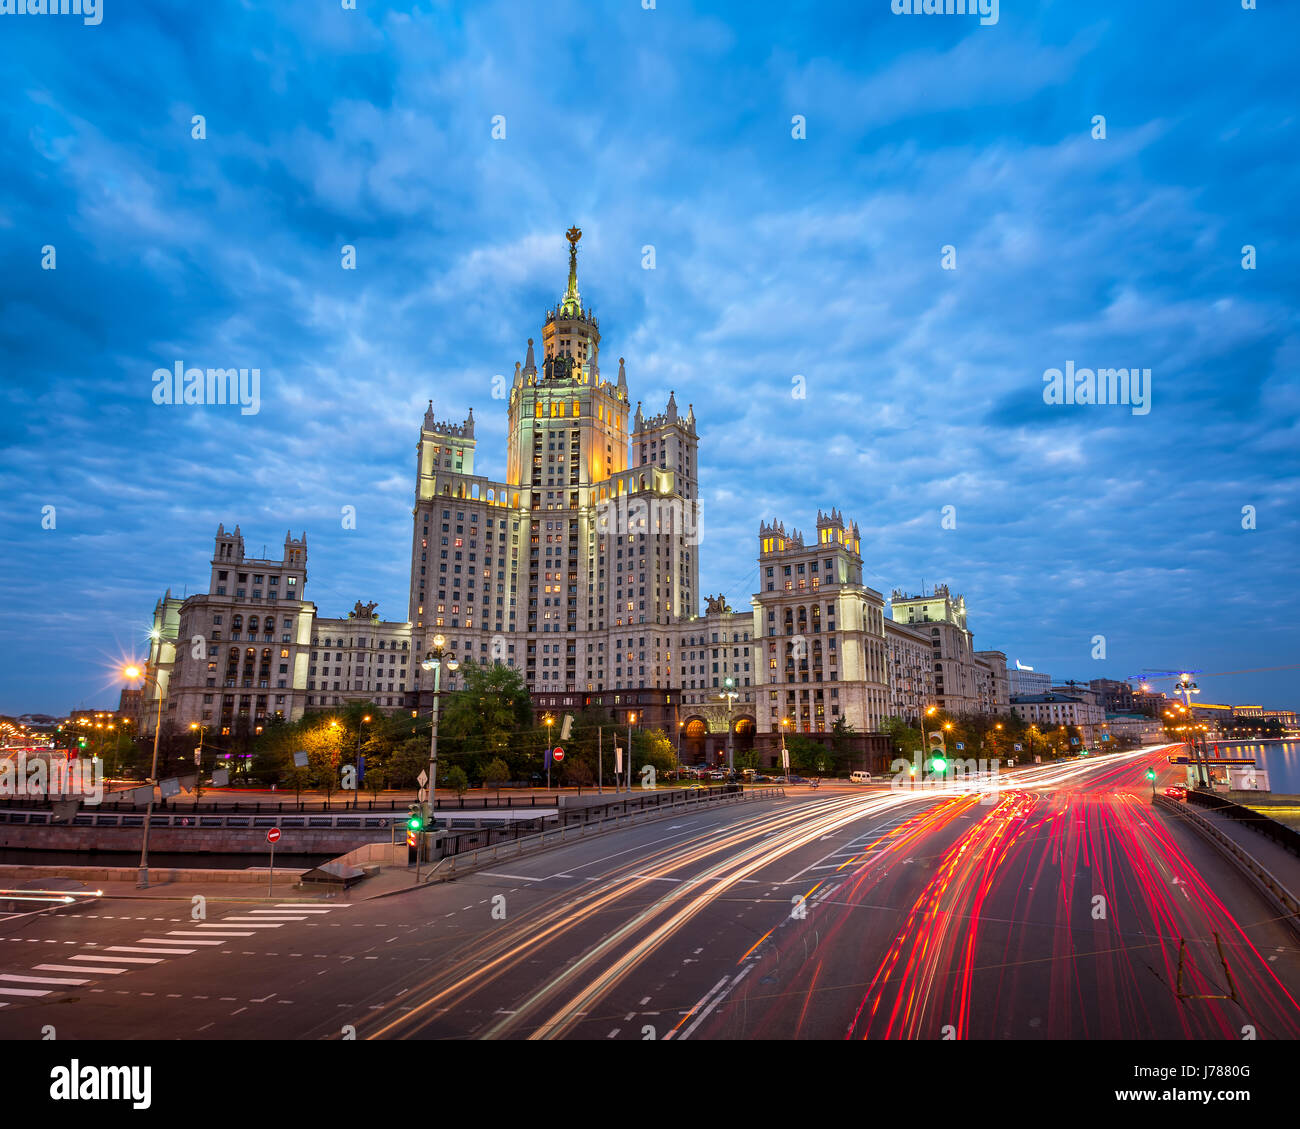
[1,748,1297,1040]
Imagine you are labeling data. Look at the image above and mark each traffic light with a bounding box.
[406,806,423,864]
[1145,769,1156,781]
[929,755,948,775]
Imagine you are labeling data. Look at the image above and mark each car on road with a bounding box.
[1163,785,1187,800]
[753,774,771,783]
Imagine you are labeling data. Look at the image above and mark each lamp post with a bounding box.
[418,635,458,874]
[719,677,738,775]
[544,713,555,790]
[124,663,165,889]
[626,712,637,792]
[354,714,371,808]
[779,716,791,778]
[1174,674,1206,788]
[189,722,207,800]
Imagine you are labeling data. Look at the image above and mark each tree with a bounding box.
[443,765,469,796]
[632,727,676,784]
[483,757,511,787]
[439,661,533,756]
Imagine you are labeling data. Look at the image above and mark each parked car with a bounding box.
[1163,785,1187,800]
[753,774,772,783]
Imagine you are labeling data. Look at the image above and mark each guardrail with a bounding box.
[0,808,410,831]
[1154,795,1300,937]
[423,787,786,884]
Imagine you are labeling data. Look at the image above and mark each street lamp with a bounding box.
[123,663,165,889]
[779,716,791,778]
[719,676,739,774]
[189,722,208,798]
[353,714,371,808]
[626,711,637,792]
[544,713,556,790]
[417,635,458,879]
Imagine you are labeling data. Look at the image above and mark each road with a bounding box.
[1,747,1297,1040]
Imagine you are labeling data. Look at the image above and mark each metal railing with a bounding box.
[423,787,785,884]
[1154,795,1300,936]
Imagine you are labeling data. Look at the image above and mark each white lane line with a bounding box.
[106,946,196,955]
[213,921,284,928]
[681,964,754,1040]
[1,973,90,986]
[35,964,128,975]
[146,937,225,946]
[274,905,349,911]
[70,955,164,965]
[226,916,306,922]
[0,986,51,997]
[172,930,254,937]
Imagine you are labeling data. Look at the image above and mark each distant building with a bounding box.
[1090,678,1137,714]
[889,586,1005,716]
[1010,692,1106,746]
[1007,666,1052,695]
[1105,713,1165,745]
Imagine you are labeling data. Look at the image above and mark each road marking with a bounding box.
[0,973,89,986]
[0,986,50,997]
[172,930,254,937]
[144,937,224,946]
[35,963,127,975]
[70,955,164,965]
[107,946,196,955]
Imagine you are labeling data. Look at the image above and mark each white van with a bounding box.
[849,771,872,784]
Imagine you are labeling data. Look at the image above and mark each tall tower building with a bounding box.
[406,227,700,706]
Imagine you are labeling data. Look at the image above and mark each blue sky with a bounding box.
[1,1,1297,714]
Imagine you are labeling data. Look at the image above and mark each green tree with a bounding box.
[389,736,429,789]
[632,727,676,784]
[483,756,511,787]
[439,661,533,753]
[442,765,469,796]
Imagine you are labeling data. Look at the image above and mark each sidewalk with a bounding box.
[1180,799,1300,898]
[0,862,421,907]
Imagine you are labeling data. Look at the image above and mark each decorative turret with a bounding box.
[523,338,537,380]
[666,389,678,422]
[617,356,628,400]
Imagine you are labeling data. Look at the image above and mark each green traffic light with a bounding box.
[407,814,423,831]
[1145,769,1156,780]
[931,756,947,773]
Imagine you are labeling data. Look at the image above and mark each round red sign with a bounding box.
[266,827,282,843]
[552,748,564,763]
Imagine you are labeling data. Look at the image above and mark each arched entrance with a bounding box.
[682,717,708,766]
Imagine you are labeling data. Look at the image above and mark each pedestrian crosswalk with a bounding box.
[0,902,353,1008]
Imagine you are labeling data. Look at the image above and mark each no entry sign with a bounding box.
[266,827,282,844]
[552,747,565,763]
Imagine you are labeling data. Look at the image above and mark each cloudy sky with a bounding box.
[1,1,1296,714]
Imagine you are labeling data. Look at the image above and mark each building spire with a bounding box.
[561,226,582,316]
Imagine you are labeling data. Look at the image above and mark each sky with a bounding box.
[1,0,1297,715]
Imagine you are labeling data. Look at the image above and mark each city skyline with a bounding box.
[2,2,1297,714]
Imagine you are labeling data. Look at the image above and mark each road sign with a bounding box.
[266,827,282,844]
[417,770,429,787]
[1013,743,1023,751]
[552,747,565,763]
